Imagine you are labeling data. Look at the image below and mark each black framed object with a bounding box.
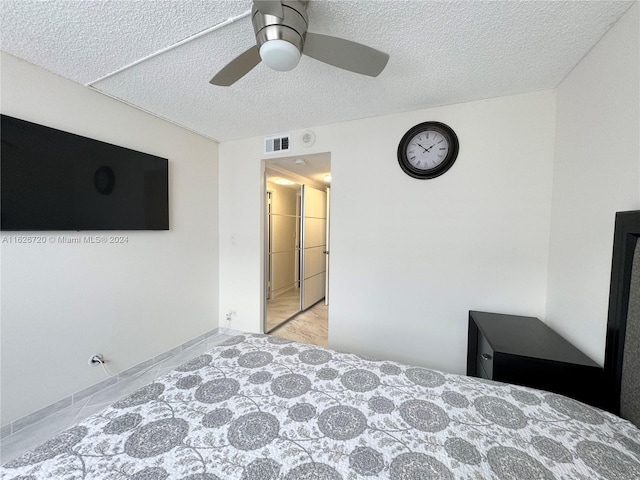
[467,311,604,408]
[1,114,169,231]
[603,210,640,416]
[397,121,459,179]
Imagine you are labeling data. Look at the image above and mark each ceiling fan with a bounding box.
[210,0,390,86]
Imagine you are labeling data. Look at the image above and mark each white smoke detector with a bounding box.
[300,130,316,148]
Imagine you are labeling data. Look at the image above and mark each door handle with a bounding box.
[481,353,492,361]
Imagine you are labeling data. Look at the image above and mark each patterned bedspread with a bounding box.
[2,334,640,479]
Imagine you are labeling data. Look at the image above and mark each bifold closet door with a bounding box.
[301,185,327,310]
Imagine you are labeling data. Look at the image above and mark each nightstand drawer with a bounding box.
[476,332,494,378]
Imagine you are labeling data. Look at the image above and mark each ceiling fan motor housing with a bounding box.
[209,0,389,85]
[252,1,309,53]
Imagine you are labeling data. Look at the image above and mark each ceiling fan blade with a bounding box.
[254,0,284,18]
[303,32,389,77]
[210,46,261,86]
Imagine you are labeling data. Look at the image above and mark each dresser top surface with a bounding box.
[470,311,600,367]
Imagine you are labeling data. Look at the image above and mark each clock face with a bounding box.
[405,130,450,171]
[397,122,459,179]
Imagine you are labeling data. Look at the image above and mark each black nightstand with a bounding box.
[467,311,604,408]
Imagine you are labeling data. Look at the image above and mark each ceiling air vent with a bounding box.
[264,134,290,154]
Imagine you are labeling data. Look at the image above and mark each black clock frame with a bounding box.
[397,121,459,179]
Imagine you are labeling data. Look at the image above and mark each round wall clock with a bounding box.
[397,121,459,179]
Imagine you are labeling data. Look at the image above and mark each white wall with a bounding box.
[546,3,640,365]
[0,53,219,425]
[219,90,556,374]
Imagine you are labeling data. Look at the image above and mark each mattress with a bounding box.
[2,334,639,479]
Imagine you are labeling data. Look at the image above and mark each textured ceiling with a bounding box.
[0,1,249,85]
[1,1,633,142]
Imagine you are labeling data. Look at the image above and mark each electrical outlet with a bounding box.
[88,353,104,366]
[226,311,237,322]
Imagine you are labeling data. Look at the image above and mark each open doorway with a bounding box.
[263,153,331,347]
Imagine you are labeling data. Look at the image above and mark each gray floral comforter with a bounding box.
[2,334,640,479]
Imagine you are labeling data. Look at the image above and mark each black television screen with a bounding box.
[1,115,169,231]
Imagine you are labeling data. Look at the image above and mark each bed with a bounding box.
[3,210,640,480]
[1,333,639,480]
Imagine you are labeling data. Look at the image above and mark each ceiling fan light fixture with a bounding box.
[210,0,389,86]
[259,39,301,71]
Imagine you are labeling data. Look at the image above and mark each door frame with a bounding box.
[262,158,331,333]
[325,186,331,306]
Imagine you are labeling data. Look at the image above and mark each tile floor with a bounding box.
[266,287,302,331]
[271,300,328,347]
[0,332,234,465]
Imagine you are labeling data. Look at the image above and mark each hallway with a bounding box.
[270,301,328,347]
[266,288,301,331]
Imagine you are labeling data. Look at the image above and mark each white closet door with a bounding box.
[301,185,327,310]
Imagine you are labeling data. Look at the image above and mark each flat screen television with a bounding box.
[1,115,169,231]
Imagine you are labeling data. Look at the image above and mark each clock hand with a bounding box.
[415,142,429,153]
[425,143,436,152]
